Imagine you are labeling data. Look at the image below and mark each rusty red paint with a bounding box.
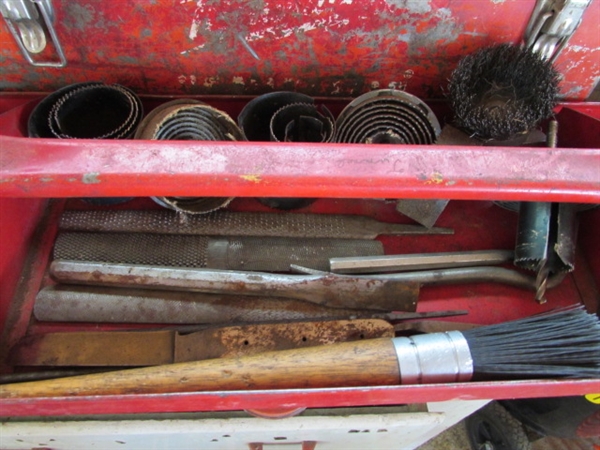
[1,0,598,99]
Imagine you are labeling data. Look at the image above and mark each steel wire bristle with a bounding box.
[448,44,559,140]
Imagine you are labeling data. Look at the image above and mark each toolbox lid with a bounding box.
[1,0,598,100]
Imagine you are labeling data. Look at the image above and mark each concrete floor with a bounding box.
[417,419,600,450]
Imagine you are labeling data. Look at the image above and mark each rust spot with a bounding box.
[240,174,262,183]
[425,171,444,184]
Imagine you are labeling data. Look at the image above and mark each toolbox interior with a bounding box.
[0,92,599,417]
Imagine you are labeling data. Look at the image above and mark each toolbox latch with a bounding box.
[0,0,66,67]
[524,0,592,62]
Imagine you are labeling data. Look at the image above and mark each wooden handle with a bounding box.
[0,338,399,398]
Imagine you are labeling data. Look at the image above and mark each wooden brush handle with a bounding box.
[0,338,400,398]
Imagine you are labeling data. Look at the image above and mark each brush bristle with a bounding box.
[463,306,600,379]
[448,43,560,141]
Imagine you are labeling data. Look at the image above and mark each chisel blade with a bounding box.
[10,320,394,367]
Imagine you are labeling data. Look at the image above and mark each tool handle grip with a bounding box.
[0,338,400,398]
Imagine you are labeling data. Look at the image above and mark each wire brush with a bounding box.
[448,43,560,141]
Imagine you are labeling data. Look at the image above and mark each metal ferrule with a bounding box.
[392,331,473,384]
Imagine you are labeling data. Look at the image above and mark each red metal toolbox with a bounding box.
[1,0,599,421]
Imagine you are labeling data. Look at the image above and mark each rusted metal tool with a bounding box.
[514,121,581,303]
[515,201,579,302]
[237,91,314,141]
[447,44,559,141]
[395,199,450,229]
[53,233,384,272]
[48,261,420,311]
[330,250,514,274]
[206,236,384,272]
[47,83,143,139]
[58,210,453,238]
[27,82,141,206]
[335,89,441,144]
[135,99,243,214]
[237,92,325,209]
[9,319,395,367]
[32,285,380,323]
[292,264,566,292]
[270,103,335,143]
[33,285,465,324]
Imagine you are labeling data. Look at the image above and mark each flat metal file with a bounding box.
[10,320,395,367]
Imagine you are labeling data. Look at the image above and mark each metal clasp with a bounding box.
[0,0,66,67]
[524,0,592,62]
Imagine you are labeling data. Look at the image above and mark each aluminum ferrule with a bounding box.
[391,331,473,384]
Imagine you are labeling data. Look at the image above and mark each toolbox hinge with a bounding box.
[524,0,592,62]
[0,0,66,67]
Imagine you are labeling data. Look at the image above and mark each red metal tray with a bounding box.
[0,94,599,418]
[1,0,600,418]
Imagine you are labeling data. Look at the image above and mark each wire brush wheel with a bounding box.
[448,44,560,141]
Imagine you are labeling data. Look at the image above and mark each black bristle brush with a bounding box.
[1,306,598,398]
[448,43,560,141]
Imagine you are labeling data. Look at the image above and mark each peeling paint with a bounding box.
[560,86,585,99]
[386,0,432,14]
[3,0,595,100]
[241,174,262,183]
[388,81,407,90]
[568,45,591,53]
[331,80,342,94]
[425,172,444,184]
[63,3,95,31]
[203,76,219,88]
[82,173,101,184]
[187,0,357,51]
